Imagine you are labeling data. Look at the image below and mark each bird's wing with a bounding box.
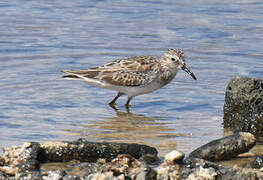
[62,56,159,86]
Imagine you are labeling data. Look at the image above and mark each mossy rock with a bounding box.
[223,77,263,137]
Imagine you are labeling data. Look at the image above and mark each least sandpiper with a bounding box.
[62,49,197,107]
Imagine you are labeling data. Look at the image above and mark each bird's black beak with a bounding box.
[181,64,197,80]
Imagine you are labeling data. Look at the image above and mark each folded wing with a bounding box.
[62,56,159,87]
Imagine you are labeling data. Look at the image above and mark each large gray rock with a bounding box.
[223,77,263,137]
[40,138,158,163]
[189,132,256,161]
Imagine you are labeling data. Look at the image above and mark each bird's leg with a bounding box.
[125,96,133,109]
[109,92,123,106]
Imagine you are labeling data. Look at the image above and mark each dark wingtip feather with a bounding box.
[62,74,79,79]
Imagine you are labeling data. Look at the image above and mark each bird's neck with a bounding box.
[159,65,178,86]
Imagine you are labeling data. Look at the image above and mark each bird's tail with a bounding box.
[62,70,80,79]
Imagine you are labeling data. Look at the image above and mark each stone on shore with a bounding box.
[0,142,40,175]
[245,156,263,169]
[157,157,263,180]
[223,77,263,136]
[163,150,185,166]
[72,154,156,179]
[40,138,158,163]
[181,158,263,180]
[189,132,256,161]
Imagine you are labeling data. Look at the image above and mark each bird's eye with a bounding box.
[171,58,176,61]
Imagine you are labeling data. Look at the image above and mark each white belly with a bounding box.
[110,81,165,97]
[72,70,177,97]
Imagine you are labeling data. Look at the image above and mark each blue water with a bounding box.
[1,0,263,155]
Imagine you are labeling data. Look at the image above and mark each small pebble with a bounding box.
[164,150,185,165]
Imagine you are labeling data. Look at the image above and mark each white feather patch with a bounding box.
[71,74,107,87]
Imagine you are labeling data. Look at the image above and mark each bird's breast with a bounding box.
[159,68,178,86]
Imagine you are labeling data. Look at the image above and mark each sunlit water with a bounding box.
[1,0,263,156]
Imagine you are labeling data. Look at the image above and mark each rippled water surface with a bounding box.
[1,0,263,155]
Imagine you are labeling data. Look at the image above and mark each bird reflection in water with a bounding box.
[67,105,188,155]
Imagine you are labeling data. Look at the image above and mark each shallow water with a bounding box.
[0,0,263,156]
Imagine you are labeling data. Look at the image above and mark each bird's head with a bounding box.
[163,49,197,80]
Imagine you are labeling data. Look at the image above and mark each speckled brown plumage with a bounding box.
[63,56,159,87]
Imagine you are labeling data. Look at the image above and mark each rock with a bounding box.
[40,154,156,179]
[159,158,219,180]
[109,154,156,179]
[139,153,159,165]
[163,150,185,166]
[68,161,107,177]
[42,170,66,180]
[181,158,263,179]
[83,154,156,179]
[189,132,256,161]
[0,142,40,175]
[183,158,222,170]
[223,77,263,136]
[40,138,158,163]
[156,165,180,180]
[62,174,81,180]
[181,165,263,180]
[15,170,42,180]
[109,154,142,175]
[220,166,263,179]
[245,156,263,169]
[184,166,218,180]
[135,166,156,180]
[87,172,118,180]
